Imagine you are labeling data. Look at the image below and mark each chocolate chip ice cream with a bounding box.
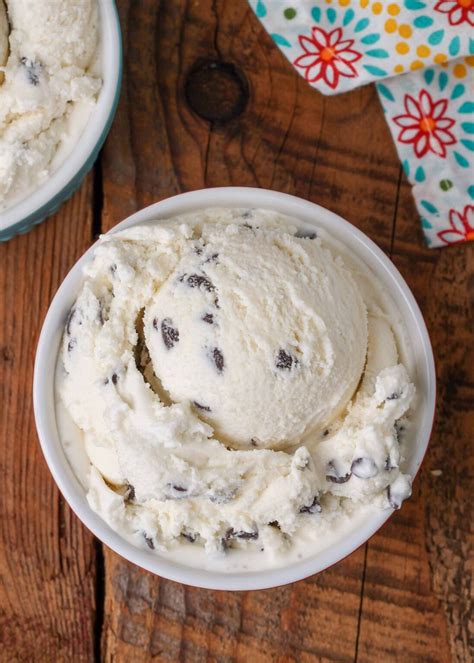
[56,208,415,569]
[0,0,101,217]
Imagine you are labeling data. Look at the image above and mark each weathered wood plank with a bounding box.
[0,176,97,662]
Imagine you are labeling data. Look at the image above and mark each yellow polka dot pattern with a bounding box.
[284,0,471,86]
[417,45,430,58]
[354,2,453,77]
[453,64,467,78]
[398,24,412,38]
[396,42,410,55]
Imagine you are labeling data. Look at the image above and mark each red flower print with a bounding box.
[434,0,474,27]
[438,205,474,245]
[293,27,362,90]
[393,90,456,158]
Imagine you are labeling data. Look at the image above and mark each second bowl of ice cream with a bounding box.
[0,0,122,241]
[34,188,436,590]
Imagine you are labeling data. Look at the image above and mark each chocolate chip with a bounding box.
[394,421,405,443]
[268,521,281,529]
[66,308,77,336]
[243,223,253,229]
[165,483,190,499]
[194,247,203,256]
[326,472,352,483]
[276,349,298,370]
[193,401,211,412]
[236,530,258,540]
[327,471,346,486]
[204,253,219,264]
[326,461,351,484]
[214,296,220,309]
[105,372,120,387]
[125,483,135,502]
[295,229,317,239]
[385,456,396,472]
[387,485,400,509]
[181,531,197,543]
[225,527,258,541]
[299,496,321,514]
[161,318,179,349]
[143,533,155,550]
[186,274,215,292]
[98,302,105,326]
[323,429,330,437]
[212,347,224,372]
[250,438,258,447]
[20,57,42,86]
[351,457,378,479]
[386,392,401,401]
[202,313,214,324]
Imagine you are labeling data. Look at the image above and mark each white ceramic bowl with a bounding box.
[33,188,436,590]
[0,0,122,241]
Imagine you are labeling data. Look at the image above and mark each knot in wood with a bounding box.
[185,60,248,123]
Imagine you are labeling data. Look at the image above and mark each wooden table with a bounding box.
[1,2,472,661]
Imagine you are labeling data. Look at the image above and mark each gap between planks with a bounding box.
[92,157,105,662]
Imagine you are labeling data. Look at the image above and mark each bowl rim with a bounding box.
[33,187,436,591]
[0,0,122,237]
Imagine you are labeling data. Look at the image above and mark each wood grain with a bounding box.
[1,0,472,661]
[98,1,471,662]
[0,177,98,662]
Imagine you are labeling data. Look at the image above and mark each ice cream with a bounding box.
[144,219,368,448]
[56,208,416,569]
[0,0,101,217]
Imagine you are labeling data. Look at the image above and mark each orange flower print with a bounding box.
[438,205,474,245]
[393,90,457,159]
[293,27,362,90]
[434,0,474,26]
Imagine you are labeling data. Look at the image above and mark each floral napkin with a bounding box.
[250,0,474,247]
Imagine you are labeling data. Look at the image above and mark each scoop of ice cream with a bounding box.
[144,222,368,448]
[0,1,8,84]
